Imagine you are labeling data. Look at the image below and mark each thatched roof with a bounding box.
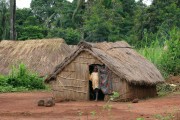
[45,41,164,85]
[0,39,74,76]
[69,45,78,50]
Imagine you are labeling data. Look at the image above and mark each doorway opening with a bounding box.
[89,64,105,101]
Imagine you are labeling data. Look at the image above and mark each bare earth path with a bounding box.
[0,92,180,120]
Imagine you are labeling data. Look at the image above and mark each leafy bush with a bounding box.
[110,91,120,101]
[17,26,47,40]
[0,86,28,92]
[0,75,8,86]
[48,28,81,45]
[0,64,46,93]
[7,64,46,89]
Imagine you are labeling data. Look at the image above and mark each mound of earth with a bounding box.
[166,76,180,84]
[166,76,180,91]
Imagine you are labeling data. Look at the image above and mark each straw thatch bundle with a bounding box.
[69,45,78,50]
[0,39,74,76]
[46,41,164,85]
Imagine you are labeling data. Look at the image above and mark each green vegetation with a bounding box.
[139,28,180,96]
[157,84,177,97]
[0,0,179,44]
[0,0,179,77]
[48,28,81,44]
[138,27,180,78]
[0,64,46,92]
[154,113,174,120]
[160,29,180,76]
[136,118,145,120]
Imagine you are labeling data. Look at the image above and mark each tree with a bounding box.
[31,0,57,28]
[83,1,114,42]
[145,0,180,33]
[132,0,180,45]
[16,8,39,26]
[10,0,16,40]
[83,0,136,42]
[15,8,47,40]
[0,0,9,40]
[17,26,47,40]
[10,0,179,46]
[129,0,146,44]
[48,28,80,44]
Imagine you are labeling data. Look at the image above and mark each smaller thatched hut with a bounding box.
[45,41,164,102]
[0,39,74,76]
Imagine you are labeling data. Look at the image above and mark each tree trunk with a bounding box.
[10,0,16,40]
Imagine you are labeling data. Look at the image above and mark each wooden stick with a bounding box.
[79,56,94,59]
[52,89,63,92]
[72,61,89,64]
[107,46,132,51]
[58,76,87,82]
[54,87,87,94]
[58,85,85,88]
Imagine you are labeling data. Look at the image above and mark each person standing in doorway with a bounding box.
[89,66,99,101]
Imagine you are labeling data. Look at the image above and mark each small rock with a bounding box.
[45,97,55,107]
[132,98,139,103]
[38,99,45,106]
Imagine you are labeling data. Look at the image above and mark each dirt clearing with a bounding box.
[0,92,180,120]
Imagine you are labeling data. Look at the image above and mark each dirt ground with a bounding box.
[0,92,180,120]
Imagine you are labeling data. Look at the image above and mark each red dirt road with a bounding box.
[0,92,180,120]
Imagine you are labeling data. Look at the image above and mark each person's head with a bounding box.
[93,66,98,72]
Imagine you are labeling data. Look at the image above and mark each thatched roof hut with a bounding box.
[0,39,74,76]
[45,41,164,102]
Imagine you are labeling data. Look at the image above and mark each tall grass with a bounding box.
[138,40,163,67]
[138,27,180,78]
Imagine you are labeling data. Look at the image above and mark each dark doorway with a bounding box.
[89,80,94,100]
[89,64,105,101]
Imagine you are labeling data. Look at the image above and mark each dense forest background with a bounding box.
[0,0,180,77]
[0,0,179,45]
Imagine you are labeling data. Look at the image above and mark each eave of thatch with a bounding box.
[0,39,74,76]
[45,41,164,85]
